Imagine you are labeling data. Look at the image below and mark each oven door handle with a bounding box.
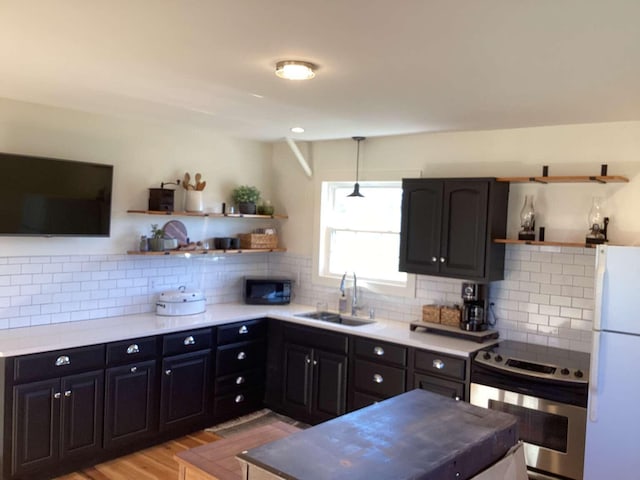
[589,330,601,422]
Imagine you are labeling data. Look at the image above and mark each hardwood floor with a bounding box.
[55,431,222,480]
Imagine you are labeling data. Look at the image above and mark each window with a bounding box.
[316,181,414,296]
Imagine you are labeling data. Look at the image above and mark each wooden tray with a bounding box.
[410,322,499,343]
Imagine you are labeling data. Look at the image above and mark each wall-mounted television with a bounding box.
[0,152,113,237]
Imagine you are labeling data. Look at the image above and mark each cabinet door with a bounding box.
[60,370,104,461]
[12,379,60,476]
[312,350,347,421]
[104,359,158,449]
[414,372,465,401]
[282,343,313,414]
[440,180,488,279]
[399,179,443,275]
[160,350,211,431]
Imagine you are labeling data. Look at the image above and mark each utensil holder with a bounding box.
[185,191,204,212]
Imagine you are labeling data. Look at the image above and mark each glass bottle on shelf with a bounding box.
[586,197,609,244]
[518,195,536,240]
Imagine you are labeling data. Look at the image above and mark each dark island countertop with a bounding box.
[238,389,518,480]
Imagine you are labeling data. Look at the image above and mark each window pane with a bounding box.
[329,184,402,232]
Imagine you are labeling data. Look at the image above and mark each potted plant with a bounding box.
[231,185,261,214]
[149,224,165,251]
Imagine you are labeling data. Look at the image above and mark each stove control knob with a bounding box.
[482,352,491,360]
[561,368,570,375]
[494,355,503,363]
[575,370,584,378]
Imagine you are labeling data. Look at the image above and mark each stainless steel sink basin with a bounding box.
[295,311,375,327]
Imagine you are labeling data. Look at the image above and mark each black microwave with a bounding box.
[243,277,292,305]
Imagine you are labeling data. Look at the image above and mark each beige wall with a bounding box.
[272,122,640,255]
[0,97,273,256]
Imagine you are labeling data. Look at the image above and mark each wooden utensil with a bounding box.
[183,172,191,190]
[197,180,206,191]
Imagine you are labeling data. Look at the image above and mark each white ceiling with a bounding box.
[1,0,639,142]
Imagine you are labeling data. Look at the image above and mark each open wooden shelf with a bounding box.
[127,248,286,256]
[494,238,602,248]
[496,175,628,184]
[127,209,288,219]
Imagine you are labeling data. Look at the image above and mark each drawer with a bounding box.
[414,349,466,381]
[354,338,407,367]
[414,372,465,401]
[352,391,384,411]
[215,368,265,396]
[163,328,212,356]
[284,325,348,354]
[106,336,158,366]
[214,387,264,422]
[216,341,266,376]
[14,344,105,383]
[353,359,406,399]
[217,319,267,345]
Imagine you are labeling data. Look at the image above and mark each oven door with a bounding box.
[470,383,586,480]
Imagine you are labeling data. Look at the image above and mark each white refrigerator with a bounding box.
[584,245,640,479]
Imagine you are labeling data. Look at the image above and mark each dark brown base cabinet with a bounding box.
[279,324,348,424]
[399,178,509,281]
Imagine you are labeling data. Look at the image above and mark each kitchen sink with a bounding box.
[295,311,376,327]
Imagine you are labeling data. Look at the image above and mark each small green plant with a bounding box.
[150,224,164,239]
[231,185,261,204]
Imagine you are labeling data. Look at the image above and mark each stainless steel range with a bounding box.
[470,340,589,480]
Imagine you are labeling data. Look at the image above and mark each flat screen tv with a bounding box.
[0,152,113,236]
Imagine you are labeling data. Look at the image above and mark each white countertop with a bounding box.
[0,303,495,358]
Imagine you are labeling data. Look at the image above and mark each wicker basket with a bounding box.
[440,306,461,327]
[238,233,278,249]
[422,305,441,323]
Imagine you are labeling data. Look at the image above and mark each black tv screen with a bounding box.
[0,152,113,236]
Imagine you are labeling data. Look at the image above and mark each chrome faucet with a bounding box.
[351,272,361,316]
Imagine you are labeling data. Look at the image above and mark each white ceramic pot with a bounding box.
[185,190,204,212]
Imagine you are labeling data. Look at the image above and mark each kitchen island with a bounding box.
[237,389,520,480]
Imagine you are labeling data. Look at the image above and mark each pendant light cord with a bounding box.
[355,139,361,182]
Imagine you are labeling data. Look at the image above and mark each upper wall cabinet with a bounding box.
[399,178,509,282]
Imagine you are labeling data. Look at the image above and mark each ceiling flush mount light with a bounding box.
[275,60,317,80]
[348,136,366,198]
[290,126,305,133]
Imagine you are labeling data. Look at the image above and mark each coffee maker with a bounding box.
[460,282,487,331]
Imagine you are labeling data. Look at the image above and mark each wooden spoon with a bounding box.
[183,172,191,189]
[197,180,206,191]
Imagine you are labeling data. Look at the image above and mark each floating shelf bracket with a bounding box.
[285,137,313,178]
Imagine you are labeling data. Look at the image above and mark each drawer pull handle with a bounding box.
[183,336,196,346]
[64,390,72,397]
[373,346,385,356]
[235,394,244,403]
[130,366,138,373]
[454,396,461,401]
[55,355,70,367]
[433,359,445,370]
[431,256,438,263]
[53,392,61,399]
[165,369,172,376]
[440,257,446,263]
[237,351,247,360]
[239,325,249,334]
[373,373,384,384]
[236,376,245,385]
[126,344,140,354]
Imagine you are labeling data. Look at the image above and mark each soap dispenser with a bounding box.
[339,272,348,313]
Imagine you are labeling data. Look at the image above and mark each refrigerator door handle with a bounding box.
[593,246,607,332]
[589,330,602,422]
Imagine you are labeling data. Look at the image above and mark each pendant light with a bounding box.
[347,136,365,197]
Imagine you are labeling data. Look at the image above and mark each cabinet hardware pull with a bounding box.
[64,390,72,397]
[373,374,384,383]
[313,360,318,366]
[239,325,249,334]
[433,359,445,369]
[440,257,446,263]
[373,346,385,356]
[237,351,246,360]
[130,366,138,373]
[431,256,438,263]
[53,392,61,399]
[55,355,70,367]
[454,396,461,401]
[165,369,172,375]
[236,376,245,385]
[235,394,244,403]
[126,344,140,354]
[305,356,311,364]
[183,335,196,346]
